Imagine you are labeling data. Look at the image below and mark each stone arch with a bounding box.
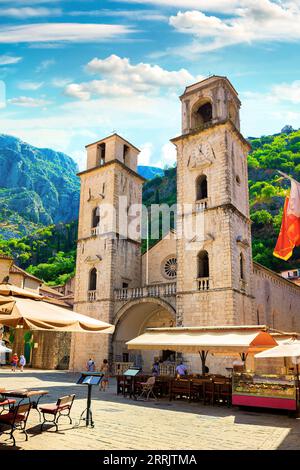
[112,298,176,370]
[113,297,176,326]
[191,98,213,129]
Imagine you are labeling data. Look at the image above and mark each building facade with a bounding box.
[70,76,300,373]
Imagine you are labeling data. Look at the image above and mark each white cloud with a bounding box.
[168,1,300,54]
[64,54,200,101]
[86,55,196,88]
[0,55,22,65]
[272,81,300,104]
[0,7,61,18]
[35,59,55,72]
[155,142,176,168]
[0,23,134,43]
[18,81,44,91]
[52,77,73,87]
[139,142,153,166]
[117,0,242,12]
[69,9,167,21]
[8,96,51,107]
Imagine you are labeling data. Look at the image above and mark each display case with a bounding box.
[232,372,297,410]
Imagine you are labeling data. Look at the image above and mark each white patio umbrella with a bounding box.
[255,339,300,385]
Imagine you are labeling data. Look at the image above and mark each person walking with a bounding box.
[86,358,95,372]
[19,354,26,372]
[99,359,109,391]
[11,353,19,372]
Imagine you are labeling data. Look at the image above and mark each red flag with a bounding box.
[273,196,300,260]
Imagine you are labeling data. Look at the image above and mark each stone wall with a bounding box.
[253,262,300,332]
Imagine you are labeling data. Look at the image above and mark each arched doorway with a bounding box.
[113,299,176,372]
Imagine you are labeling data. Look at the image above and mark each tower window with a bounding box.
[192,101,212,129]
[89,268,97,291]
[123,145,130,166]
[240,253,245,280]
[196,175,208,200]
[92,207,100,228]
[97,143,106,166]
[198,251,209,278]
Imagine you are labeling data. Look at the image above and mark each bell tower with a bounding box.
[172,76,255,327]
[70,133,145,370]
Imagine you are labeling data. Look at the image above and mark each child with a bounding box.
[11,353,19,372]
[99,359,109,391]
[19,354,26,372]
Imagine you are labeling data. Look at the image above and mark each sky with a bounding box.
[0,0,300,170]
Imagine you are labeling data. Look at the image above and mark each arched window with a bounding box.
[92,207,100,228]
[198,251,209,278]
[89,268,97,291]
[97,142,106,166]
[192,101,212,129]
[196,175,207,200]
[240,253,244,280]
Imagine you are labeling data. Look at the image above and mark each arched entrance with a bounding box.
[113,298,176,372]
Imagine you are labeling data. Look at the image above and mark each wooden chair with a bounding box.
[169,379,191,401]
[214,380,232,407]
[203,380,215,405]
[0,402,31,446]
[0,398,16,415]
[39,394,75,432]
[190,379,206,402]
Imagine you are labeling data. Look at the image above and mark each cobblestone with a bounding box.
[0,369,299,450]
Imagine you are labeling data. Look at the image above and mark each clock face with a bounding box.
[187,142,215,169]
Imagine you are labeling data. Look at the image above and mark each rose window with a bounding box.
[163,257,177,279]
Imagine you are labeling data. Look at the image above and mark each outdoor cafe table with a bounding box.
[0,389,49,420]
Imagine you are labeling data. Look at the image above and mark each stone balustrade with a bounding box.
[88,290,97,301]
[195,198,208,212]
[196,277,210,291]
[114,282,176,301]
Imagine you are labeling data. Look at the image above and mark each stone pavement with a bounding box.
[0,368,300,450]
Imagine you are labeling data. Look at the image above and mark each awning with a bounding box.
[126,326,277,354]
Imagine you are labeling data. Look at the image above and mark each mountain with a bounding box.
[141,128,300,271]
[137,165,164,180]
[0,134,80,238]
[1,128,300,284]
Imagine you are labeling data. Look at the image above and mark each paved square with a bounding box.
[0,369,300,450]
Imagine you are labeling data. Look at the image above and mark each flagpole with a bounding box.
[277,170,298,184]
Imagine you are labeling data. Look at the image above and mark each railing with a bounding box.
[113,362,134,376]
[195,198,208,212]
[88,290,97,301]
[196,277,210,291]
[91,226,99,236]
[115,282,176,301]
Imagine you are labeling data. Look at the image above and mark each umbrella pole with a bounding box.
[199,350,208,376]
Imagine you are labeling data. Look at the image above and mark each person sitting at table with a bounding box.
[151,359,160,376]
[11,353,19,372]
[175,360,188,378]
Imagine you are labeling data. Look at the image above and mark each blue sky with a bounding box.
[0,0,300,170]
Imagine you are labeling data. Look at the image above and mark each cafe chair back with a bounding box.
[0,401,31,446]
[39,394,75,432]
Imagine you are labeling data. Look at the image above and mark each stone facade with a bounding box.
[0,255,71,369]
[70,76,300,374]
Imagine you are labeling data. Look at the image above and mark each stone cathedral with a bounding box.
[70,76,300,373]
